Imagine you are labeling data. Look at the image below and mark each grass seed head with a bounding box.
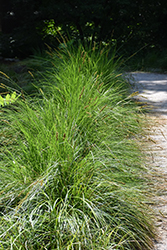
[79,86,85,99]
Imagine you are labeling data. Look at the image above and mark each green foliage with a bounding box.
[0,0,167,57]
[0,42,155,249]
[0,91,20,107]
[0,71,22,105]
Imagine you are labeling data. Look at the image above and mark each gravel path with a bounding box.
[129,72,167,250]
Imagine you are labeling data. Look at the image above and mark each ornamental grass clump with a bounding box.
[0,41,155,249]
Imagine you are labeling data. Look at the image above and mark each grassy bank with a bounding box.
[0,42,155,249]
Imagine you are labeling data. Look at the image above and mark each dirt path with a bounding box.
[129,72,167,250]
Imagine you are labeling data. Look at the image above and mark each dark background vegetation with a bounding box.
[0,0,167,59]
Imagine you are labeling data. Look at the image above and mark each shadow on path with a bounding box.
[129,72,167,114]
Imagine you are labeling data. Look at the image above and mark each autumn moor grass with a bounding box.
[0,41,155,249]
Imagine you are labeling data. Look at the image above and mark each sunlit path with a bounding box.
[129,72,167,250]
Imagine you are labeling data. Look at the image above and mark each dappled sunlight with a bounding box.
[129,72,167,114]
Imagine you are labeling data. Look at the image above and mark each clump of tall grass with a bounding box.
[0,40,155,249]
